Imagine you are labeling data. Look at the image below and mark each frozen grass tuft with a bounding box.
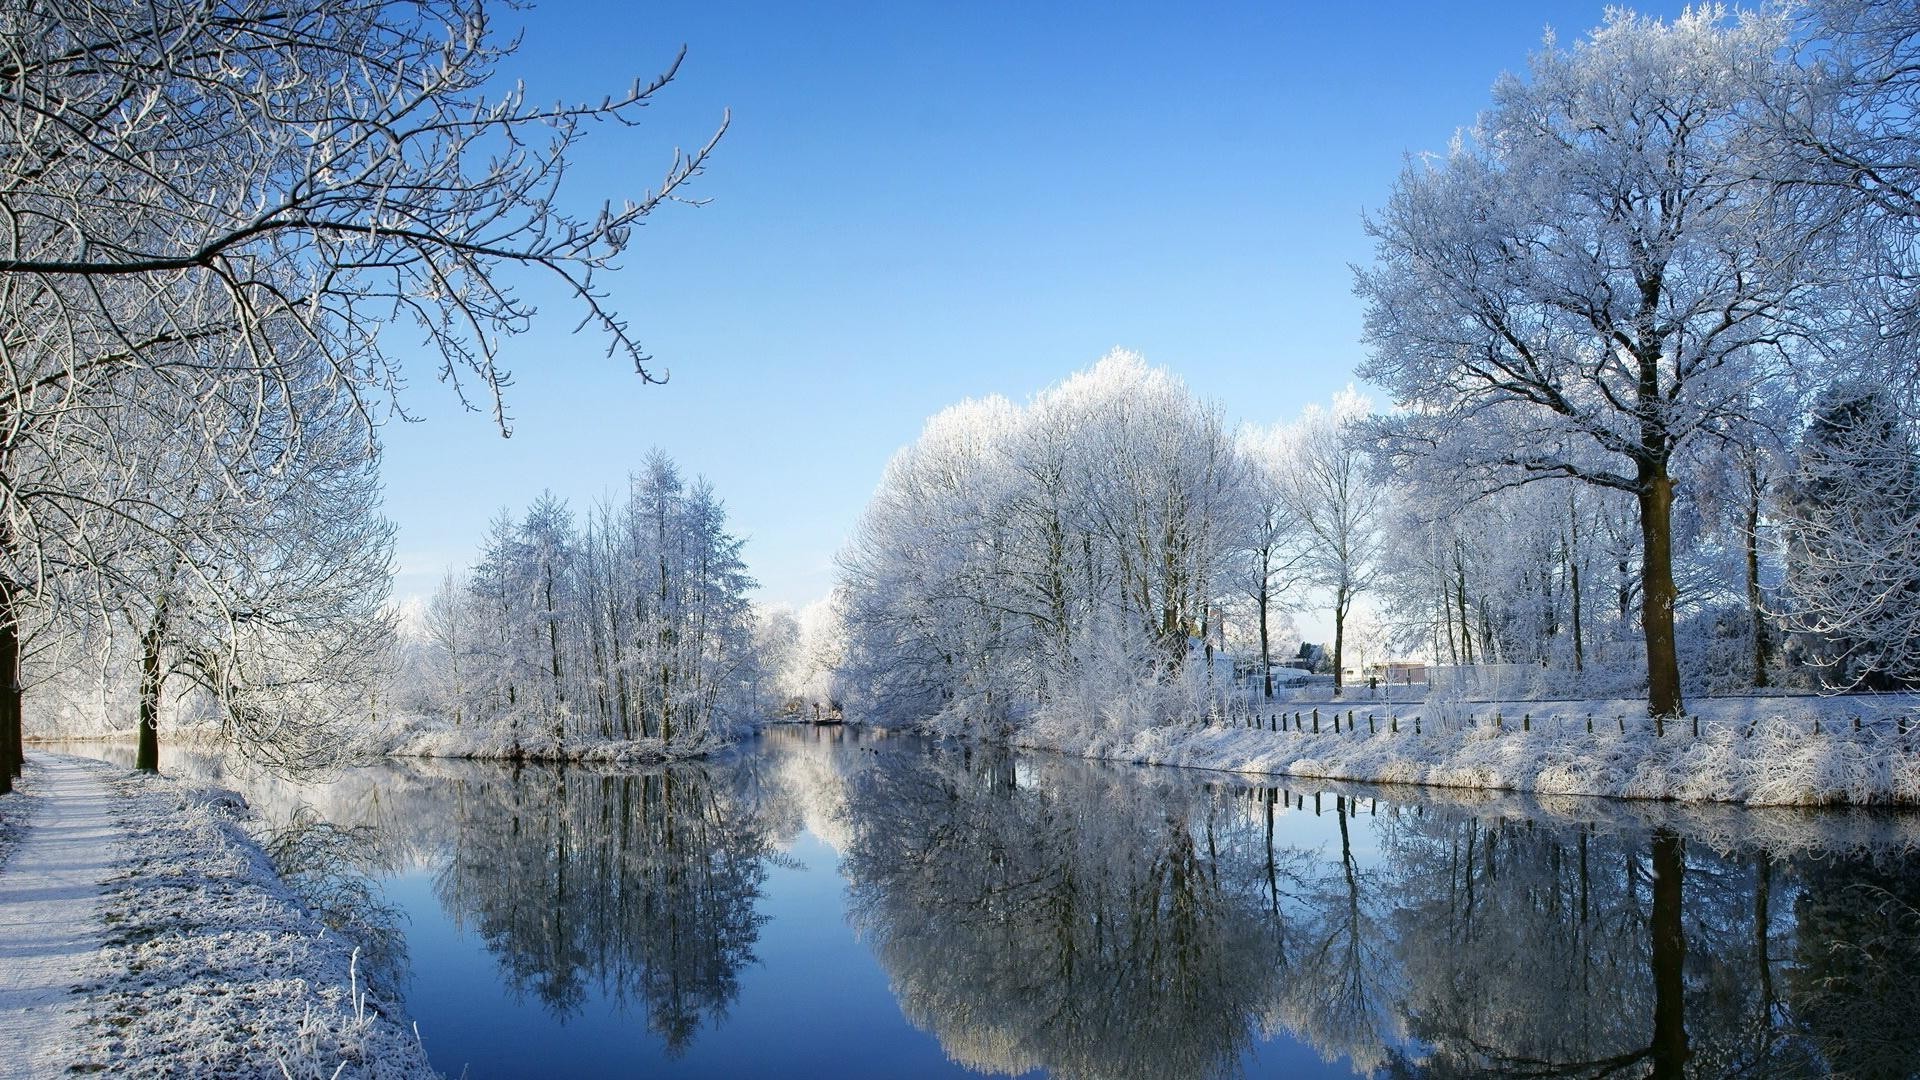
[65,758,438,1078]
[0,761,44,870]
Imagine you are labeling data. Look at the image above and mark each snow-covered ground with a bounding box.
[1011,693,1920,807]
[0,772,37,878]
[0,757,111,1079]
[0,753,437,1078]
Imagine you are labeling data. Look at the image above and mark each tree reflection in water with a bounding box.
[262,804,410,996]
[432,761,776,1053]
[809,734,1920,1080]
[836,743,1292,1080]
[158,728,1920,1079]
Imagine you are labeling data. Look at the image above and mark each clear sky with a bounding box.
[379,0,1696,619]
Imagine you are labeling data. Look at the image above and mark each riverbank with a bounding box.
[1009,694,1920,807]
[386,724,724,764]
[0,753,438,1078]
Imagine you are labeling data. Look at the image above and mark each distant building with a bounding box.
[1363,660,1427,685]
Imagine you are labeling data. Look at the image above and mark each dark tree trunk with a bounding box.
[1745,465,1772,688]
[1637,465,1684,720]
[1569,494,1585,673]
[1455,556,1474,665]
[1332,586,1348,698]
[136,621,164,773]
[1258,552,1273,699]
[0,585,18,792]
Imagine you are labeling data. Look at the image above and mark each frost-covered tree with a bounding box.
[0,0,720,789]
[1777,384,1920,689]
[1780,2,1920,400]
[120,373,394,774]
[1234,426,1309,699]
[421,451,761,752]
[839,352,1250,733]
[1357,9,1827,719]
[1270,389,1382,698]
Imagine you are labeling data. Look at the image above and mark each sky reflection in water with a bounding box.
[53,728,1920,1079]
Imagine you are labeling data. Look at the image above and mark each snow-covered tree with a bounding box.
[1233,426,1308,698]
[1777,384,1920,689]
[1270,389,1383,698]
[420,451,762,752]
[1357,9,1827,718]
[838,351,1251,734]
[0,0,720,789]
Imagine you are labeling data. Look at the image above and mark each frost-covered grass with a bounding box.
[69,758,437,1078]
[0,769,41,872]
[1011,695,1920,807]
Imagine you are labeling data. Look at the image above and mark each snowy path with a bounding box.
[0,755,122,1079]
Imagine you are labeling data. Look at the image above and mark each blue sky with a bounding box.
[380,0,1694,614]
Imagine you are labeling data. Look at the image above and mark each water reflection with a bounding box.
[815,735,1920,1080]
[837,743,1289,1079]
[432,762,778,1051]
[260,805,410,995]
[35,733,1920,1078]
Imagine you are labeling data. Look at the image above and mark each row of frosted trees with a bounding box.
[406,452,761,753]
[837,354,1242,733]
[1373,382,1920,698]
[1356,4,1920,715]
[838,353,1920,737]
[837,352,1383,733]
[847,4,1920,731]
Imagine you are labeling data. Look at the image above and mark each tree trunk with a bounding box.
[0,584,17,793]
[1455,555,1474,666]
[136,621,163,773]
[1571,559,1585,673]
[133,582,179,774]
[545,564,563,744]
[1569,494,1585,673]
[1638,465,1684,720]
[1331,585,1348,698]
[1745,466,1771,688]
[1258,562,1273,699]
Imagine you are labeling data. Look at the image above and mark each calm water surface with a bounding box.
[51,728,1920,1078]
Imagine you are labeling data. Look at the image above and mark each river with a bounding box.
[48,726,1920,1078]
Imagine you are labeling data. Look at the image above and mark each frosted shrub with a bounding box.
[1423,684,1473,734]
